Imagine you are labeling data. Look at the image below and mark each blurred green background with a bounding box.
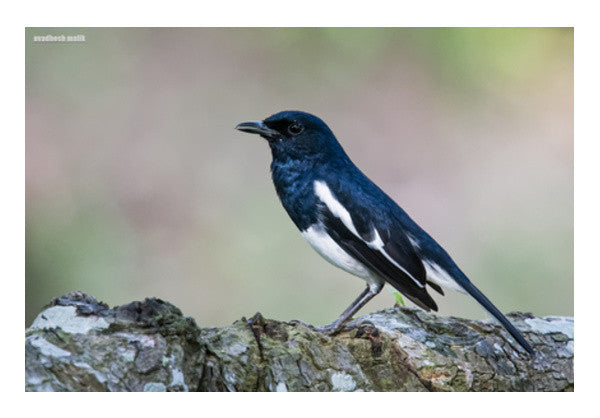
[25,28,573,327]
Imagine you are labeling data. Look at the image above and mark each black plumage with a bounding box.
[236,110,534,354]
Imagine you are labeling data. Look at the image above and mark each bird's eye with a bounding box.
[288,122,304,135]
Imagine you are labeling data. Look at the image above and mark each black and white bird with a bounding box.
[236,110,534,354]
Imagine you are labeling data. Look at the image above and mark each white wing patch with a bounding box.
[314,180,361,237]
[407,234,421,249]
[313,180,424,289]
[366,229,424,288]
[423,260,466,293]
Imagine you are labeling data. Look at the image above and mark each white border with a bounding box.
[4,0,595,414]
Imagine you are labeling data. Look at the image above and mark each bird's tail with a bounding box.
[459,279,535,355]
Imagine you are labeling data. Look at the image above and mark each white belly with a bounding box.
[301,224,380,286]
[302,223,465,295]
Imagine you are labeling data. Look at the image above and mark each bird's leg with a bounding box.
[314,284,383,335]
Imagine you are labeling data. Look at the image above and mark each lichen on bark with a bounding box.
[25,292,573,391]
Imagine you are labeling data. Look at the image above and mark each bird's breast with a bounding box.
[270,160,320,231]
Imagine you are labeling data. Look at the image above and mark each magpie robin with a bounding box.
[236,110,534,354]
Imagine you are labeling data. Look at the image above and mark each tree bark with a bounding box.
[25,292,573,391]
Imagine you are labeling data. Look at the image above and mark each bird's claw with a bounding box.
[289,320,340,335]
[311,325,339,335]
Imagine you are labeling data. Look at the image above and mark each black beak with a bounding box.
[235,121,279,139]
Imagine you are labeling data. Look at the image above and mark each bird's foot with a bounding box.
[289,320,341,335]
[311,324,340,335]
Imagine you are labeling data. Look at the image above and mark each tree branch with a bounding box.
[25,292,573,391]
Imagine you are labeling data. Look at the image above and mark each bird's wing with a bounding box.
[313,180,438,311]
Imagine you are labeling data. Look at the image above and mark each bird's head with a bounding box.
[236,110,346,161]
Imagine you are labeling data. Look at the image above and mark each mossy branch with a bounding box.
[25,292,573,391]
